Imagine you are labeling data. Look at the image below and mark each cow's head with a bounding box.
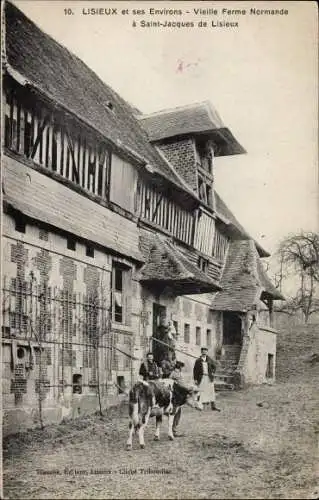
[184,385,202,411]
[173,382,202,411]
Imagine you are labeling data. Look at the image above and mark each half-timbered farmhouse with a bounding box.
[1,2,284,435]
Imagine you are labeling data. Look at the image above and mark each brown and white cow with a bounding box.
[126,380,200,450]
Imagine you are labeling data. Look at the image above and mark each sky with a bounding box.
[11,0,319,262]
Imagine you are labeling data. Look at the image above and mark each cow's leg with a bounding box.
[154,415,162,441]
[138,409,151,449]
[172,407,181,436]
[168,413,175,441]
[164,389,173,415]
[126,421,135,450]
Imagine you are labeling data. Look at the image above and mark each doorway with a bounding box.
[152,303,167,364]
[223,312,242,345]
[222,312,242,367]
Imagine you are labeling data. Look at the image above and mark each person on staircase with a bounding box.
[161,349,176,379]
[193,347,221,412]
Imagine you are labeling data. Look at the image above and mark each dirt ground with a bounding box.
[3,371,319,500]
[3,324,319,499]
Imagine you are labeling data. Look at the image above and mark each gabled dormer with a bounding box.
[138,101,246,211]
[138,101,247,264]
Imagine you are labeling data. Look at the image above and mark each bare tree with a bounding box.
[276,232,319,323]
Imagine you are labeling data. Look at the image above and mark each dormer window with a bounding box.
[198,174,213,207]
[196,138,213,174]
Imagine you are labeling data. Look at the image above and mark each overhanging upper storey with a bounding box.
[2,1,200,210]
[137,101,246,157]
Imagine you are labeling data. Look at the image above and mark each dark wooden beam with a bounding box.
[151,192,164,222]
[30,114,50,159]
[65,128,80,184]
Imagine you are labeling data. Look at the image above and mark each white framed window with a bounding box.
[111,262,131,325]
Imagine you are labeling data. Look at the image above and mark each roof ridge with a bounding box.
[6,1,202,198]
[247,239,260,283]
[137,100,211,120]
[6,1,124,107]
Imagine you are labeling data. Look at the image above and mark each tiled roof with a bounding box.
[138,229,221,294]
[3,2,271,267]
[211,240,284,312]
[138,102,246,156]
[3,2,196,199]
[214,192,269,258]
[256,258,285,300]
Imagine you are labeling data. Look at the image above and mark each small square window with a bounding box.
[86,245,94,258]
[39,229,49,241]
[15,216,26,234]
[67,237,76,251]
[198,256,209,273]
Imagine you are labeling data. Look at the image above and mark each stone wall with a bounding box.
[2,212,139,436]
[238,323,277,385]
[2,210,222,434]
[137,288,221,383]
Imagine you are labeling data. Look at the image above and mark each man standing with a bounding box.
[170,360,185,437]
[193,347,221,411]
[139,352,161,381]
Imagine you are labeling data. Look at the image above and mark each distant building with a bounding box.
[1,2,284,435]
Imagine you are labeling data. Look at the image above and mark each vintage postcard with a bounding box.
[1,1,318,498]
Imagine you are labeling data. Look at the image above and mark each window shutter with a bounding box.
[123,269,132,326]
[110,154,137,212]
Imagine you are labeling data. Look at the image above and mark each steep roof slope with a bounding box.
[3,1,195,196]
[4,2,270,260]
[3,154,143,262]
[214,193,269,258]
[211,240,284,312]
[138,229,221,294]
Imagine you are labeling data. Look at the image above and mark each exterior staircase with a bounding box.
[215,345,242,391]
